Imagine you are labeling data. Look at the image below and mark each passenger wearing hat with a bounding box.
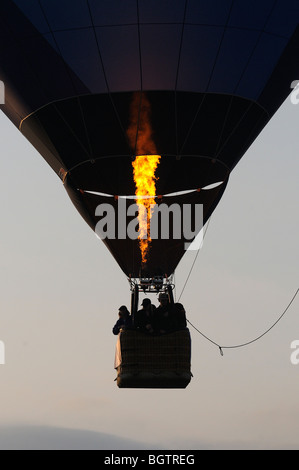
[134,298,156,334]
[112,305,132,335]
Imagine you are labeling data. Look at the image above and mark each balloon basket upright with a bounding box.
[114,328,192,389]
[113,275,192,389]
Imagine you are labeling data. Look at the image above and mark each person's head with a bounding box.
[175,303,185,311]
[141,298,151,309]
[174,303,185,316]
[158,292,169,305]
[118,305,129,317]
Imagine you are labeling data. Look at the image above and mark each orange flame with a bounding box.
[132,155,161,264]
[127,93,161,266]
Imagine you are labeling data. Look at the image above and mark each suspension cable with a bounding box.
[187,287,299,355]
[177,218,212,302]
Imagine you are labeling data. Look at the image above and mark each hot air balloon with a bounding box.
[1,0,299,388]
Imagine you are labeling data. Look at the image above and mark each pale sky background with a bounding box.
[0,93,298,450]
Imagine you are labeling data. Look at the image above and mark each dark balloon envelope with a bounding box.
[1,0,299,278]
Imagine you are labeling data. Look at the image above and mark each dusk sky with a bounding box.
[0,90,298,449]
